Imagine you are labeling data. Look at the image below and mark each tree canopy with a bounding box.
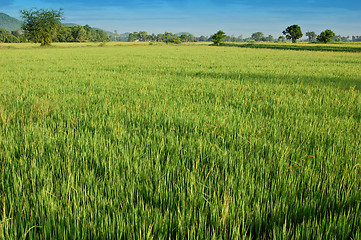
[0,28,19,43]
[317,29,336,43]
[251,32,264,41]
[282,25,303,43]
[211,30,227,46]
[20,8,64,46]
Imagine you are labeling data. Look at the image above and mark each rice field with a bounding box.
[0,43,361,239]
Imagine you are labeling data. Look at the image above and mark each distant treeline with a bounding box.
[1,26,361,44]
[125,31,258,43]
[124,31,361,43]
[0,25,110,43]
[54,25,110,43]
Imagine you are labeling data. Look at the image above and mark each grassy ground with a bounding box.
[0,44,360,239]
[222,42,361,52]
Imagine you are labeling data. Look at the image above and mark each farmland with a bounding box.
[0,43,361,239]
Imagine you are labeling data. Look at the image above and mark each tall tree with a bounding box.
[211,30,227,46]
[114,30,118,41]
[251,32,264,41]
[139,31,148,41]
[20,8,64,46]
[317,29,335,43]
[282,25,303,43]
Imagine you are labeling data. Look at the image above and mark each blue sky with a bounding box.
[1,0,360,37]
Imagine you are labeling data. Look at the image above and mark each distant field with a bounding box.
[0,44,360,239]
[0,41,211,49]
[222,42,361,52]
[2,41,361,52]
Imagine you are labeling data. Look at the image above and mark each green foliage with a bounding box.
[95,29,110,42]
[20,8,64,46]
[0,45,360,238]
[128,31,182,44]
[278,36,286,42]
[0,28,26,43]
[71,25,86,42]
[317,29,336,43]
[306,31,317,42]
[54,24,110,43]
[283,25,303,43]
[251,32,264,41]
[0,28,17,43]
[211,30,227,45]
[164,35,181,44]
[55,26,72,42]
[180,33,188,42]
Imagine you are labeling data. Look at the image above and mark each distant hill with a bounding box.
[0,13,23,31]
[62,23,78,27]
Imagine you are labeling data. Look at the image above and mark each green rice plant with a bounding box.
[0,44,360,239]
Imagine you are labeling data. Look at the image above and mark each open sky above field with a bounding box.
[1,0,361,37]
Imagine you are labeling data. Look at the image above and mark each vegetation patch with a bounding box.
[0,45,360,239]
[221,42,361,52]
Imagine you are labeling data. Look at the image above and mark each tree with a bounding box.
[282,25,303,43]
[114,30,118,41]
[0,28,11,42]
[251,32,264,41]
[211,30,226,46]
[188,34,196,42]
[84,25,97,42]
[139,31,148,41]
[305,32,317,42]
[71,25,86,42]
[20,8,64,46]
[0,28,21,43]
[278,36,286,42]
[180,33,188,42]
[95,29,110,42]
[266,35,274,42]
[198,35,207,42]
[55,26,72,42]
[157,33,163,42]
[317,29,335,43]
[163,32,181,44]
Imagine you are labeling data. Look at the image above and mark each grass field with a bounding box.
[222,42,361,52]
[0,43,361,239]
